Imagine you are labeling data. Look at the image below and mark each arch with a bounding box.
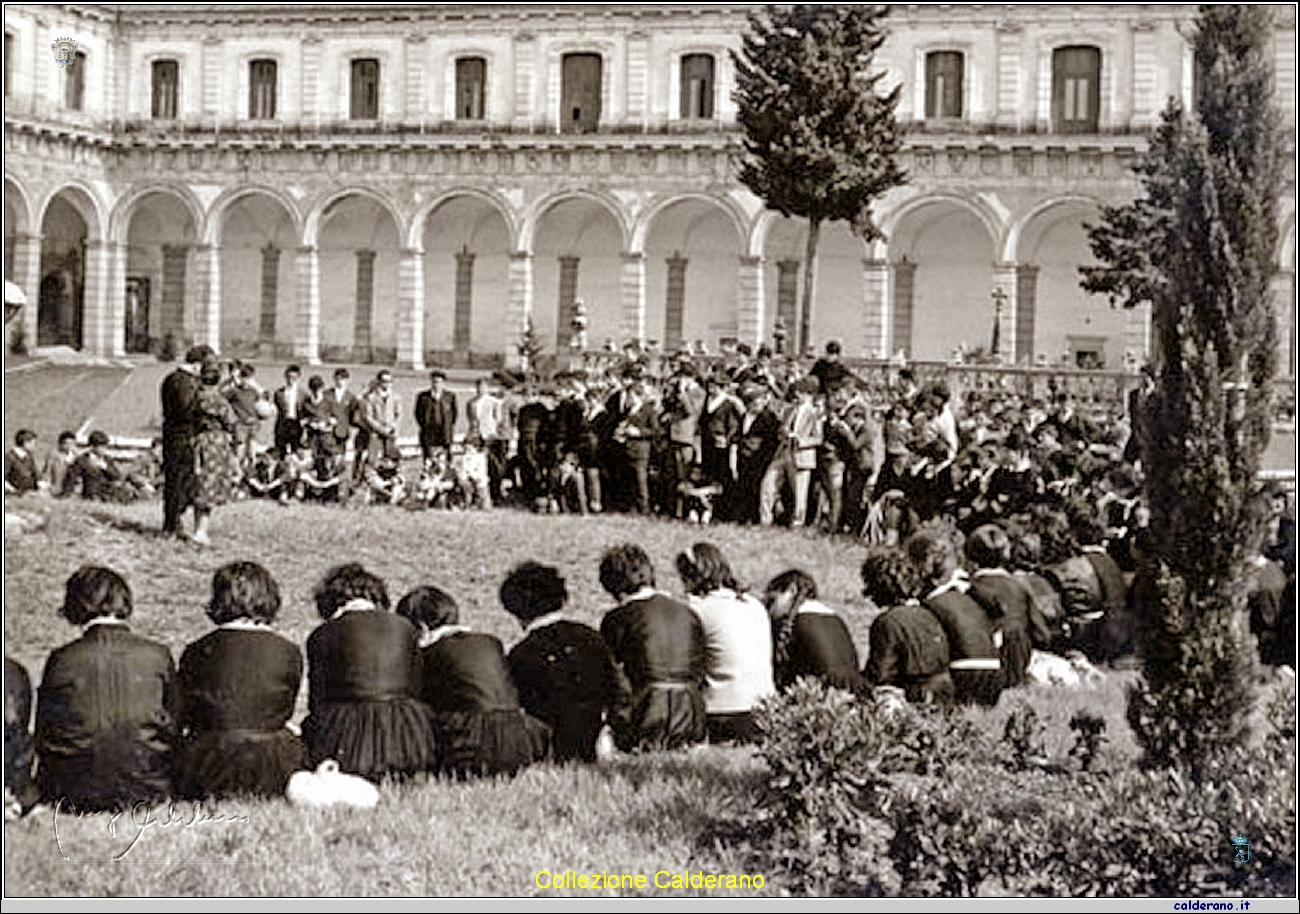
[314,190,404,362]
[204,184,303,245]
[4,174,33,234]
[216,190,301,358]
[1005,194,1104,263]
[109,182,202,243]
[303,185,406,247]
[631,192,748,254]
[878,192,1004,252]
[522,188,631,254]
[37,181,108,242]
[407,186,519,250]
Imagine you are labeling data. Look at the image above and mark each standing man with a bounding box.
[663,360,706,519]
[363,369,401,466]
[415,369,458,467]
[320,368,356,491]
[467,377,506,504]
[273,365,305,459]
[161,345,212,536]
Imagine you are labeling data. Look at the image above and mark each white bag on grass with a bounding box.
[286,760,379,809]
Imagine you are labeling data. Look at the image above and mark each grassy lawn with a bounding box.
[2,365,132,448]
[3,498,1143,896]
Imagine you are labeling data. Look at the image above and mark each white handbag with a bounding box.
[285,760,380,809]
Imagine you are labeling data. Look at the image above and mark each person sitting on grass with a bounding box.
[302,564,440,782]
[503,562,619,763]
[5,656,40,818]
[861,547,954,705]
[61,430,127,502]
[175,561,305,800]
[906,530,1003,708]
[42,431,80,496]
[397,585,550,778]
[965,524,1051,689]
[4,429,40,496]
[763,568,867,694]
[598,543,708,752]
[35,566,177,811]
[675,542,775,744]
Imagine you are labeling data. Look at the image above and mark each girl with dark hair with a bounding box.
[503,562,619,763]
[35,566,177,810]
[763,569,867,694]
[676,543,774,744]
[302,564,439,781]
[175,562,306,799]
[397,586,550,778]
[860,548,953,705]
[598,544,708,752]
[965,525,1049,689]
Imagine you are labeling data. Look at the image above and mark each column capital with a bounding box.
[621,251,646,263]
[509,249,533,262]
[297,245,318,255]
[400,247,425,258]
[738,254,763,268]
[863,258,891,269]
[17,231,42,244]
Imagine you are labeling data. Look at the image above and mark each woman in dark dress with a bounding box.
[763,569,867,694]
[598,544,709,752]
[397,586,550,778]
[303,564,440,781]
[502,562,619,763]
[35,566,177,811]
[192,362,239,545]
[860,548,954,705]
[175,562,306,799]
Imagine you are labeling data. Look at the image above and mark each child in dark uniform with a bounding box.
[398,585,550,778]
[965,524,1050,689]
[503,562,619,763]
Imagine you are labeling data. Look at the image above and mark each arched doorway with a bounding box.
[888,199,997,362]
[533,197,624,353]
[38,192,93,348]
[125,190,199,354]
[420,194,512,364]
[644,197,742,354]
[762,216,866,356]
[317,194,402,363]
[1016,200,1122,368]
[218,192,298,358]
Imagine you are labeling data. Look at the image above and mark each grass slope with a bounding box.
[3,498,1140,896]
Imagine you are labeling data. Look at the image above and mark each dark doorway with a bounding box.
[561,53,602,134]
[125,276,152,353]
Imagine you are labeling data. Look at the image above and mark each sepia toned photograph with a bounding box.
[3,2,1296,902]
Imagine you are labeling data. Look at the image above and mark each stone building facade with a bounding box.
[4,3,1296,371]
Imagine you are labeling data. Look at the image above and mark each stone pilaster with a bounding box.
[301,36,321,125]
[294,245,321,363]
[397,248,426,370]
[1015,264,1040,366]
[620,251,646,345]
[626,32,649,126]
[193,244,221,351]
[405,35,426,122]
[506,250,534,369]
[14,233,42,349]
[862,259,891,360]
[992,262,1019,364]
[1131,22,1157,130]
[201,36,222,119]
[1270,270,1295,377]
[106,241,128,357]
[81,240,111,356]
[995,21,1023,130]
[1124,301,1153,368]
[736,255,764,349]
[513,33,536,128]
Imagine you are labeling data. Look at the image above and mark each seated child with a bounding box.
[965,524,1050,689]
[4,430,40,496]
[363,455,407,505]
[677,465,725,525]
[454,443,492,511]
[124,438,165,498]
[62,431,128,502]
[244,448,287,500]
[397,586,551,777]
[414,451,459,509]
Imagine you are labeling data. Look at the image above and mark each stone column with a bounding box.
[106,241,128,357]
[620,251,646,346]
[294,245,321,363]
[862,259,891,360]
[397,247,426,370]
[1124,302,1153,368]
[14,233,42,348]
[736,254,764,349]
[1275,270,1297,378]
[192,244,221,351]
[992,262,1019,364]
[1015,264,1040,366]
[505,250,534,370]
[80,239,111,358]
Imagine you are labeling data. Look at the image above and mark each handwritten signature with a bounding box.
[53,798,250,861]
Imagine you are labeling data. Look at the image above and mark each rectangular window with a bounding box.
[4,33,13,98]
[152,59,178,119]
[561,53,601,133]
[680,54,715,120]
[925,51,963,120]
[350,58,379,120]
[249,59,277,120]
[455,57,486,120]
[65,51,86,111]
[1053,46,1101,133]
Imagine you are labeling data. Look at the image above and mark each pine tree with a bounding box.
[1081,6,1284,775]
[731,4,907,353]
